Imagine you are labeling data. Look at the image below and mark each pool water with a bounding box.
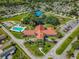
[13,27,23,31]
[35,10,43,17]
[10,26,25,32]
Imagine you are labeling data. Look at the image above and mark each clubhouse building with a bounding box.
[23,25,57,39]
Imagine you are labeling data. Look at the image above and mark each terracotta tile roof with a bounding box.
[43,27,57,35]
[36,33,44,39]
[43,30,57,35]
[23,30,35,36]
[23,25,57,39]
[35,25,45,31]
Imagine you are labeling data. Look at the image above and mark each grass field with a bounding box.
[0,0,25,4]
[12,44,30,59]
[24,41,55,56]
[76,53,79,59]
[67,39,79,58]
[0,13,27,22]
[56,27,79,55]
[10,31,24,39]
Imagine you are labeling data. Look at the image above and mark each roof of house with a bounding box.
[23,30,35,36]
[35,25,45,31]
[23,25,57,39]
[0,46,16,57]
[43,27,57,35]
[2,22,13,27]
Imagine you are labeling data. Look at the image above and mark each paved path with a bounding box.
[3,11,27,18]
[1,40,12,49]
[1,21,79,59]
[43,24,79,59]
[2,26,36,59]
[60,37,77,59]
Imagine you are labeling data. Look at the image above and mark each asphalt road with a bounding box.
[1,23,79,59]
[2,26,36,59]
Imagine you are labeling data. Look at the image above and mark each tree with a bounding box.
[46,16,60,26]
[34,18,44,25]
[72,41,79,50]
[77,35,79,40]
[22,17,32,24]
[22,13,34,24]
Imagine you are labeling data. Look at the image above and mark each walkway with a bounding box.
[2,26,36,59]
[43,24,79,59]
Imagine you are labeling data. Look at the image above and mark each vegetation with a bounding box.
[0,28,10,43]
[0,13,27,22]
[24,40,55,56]
[3,42,14,50]
[56,27,79,55]
[67,37,79,58]
[45,12,71,25]
[76,53,79,59]
[12,44,30,59]
[0,0,26,5]
[22,13,60,26]
[24,40,44,56]
[10,31,24,39]
[48,57,53,59]
[45,16,60,26]
[2,42,30,59]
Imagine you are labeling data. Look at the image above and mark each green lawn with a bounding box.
[76,53,79,59]
[24,41,44,56]
[48,57,53,59]
[0,28,7,34]
[12,44,30,59]
[0,0,25,4]
[66,47,75,59]
[0,13,27,22]
[56,27,79,55]
[59,17,71,24]
[3,42,13,50]
[67,40,79,58]
[10,31,24,39]
[48,36,57,40]
[43,42,55,53]
[24,41,55,56]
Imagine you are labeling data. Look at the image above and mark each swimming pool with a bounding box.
[10,26,25,32]
[35,10,43,17]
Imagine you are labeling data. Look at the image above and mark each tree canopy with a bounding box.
[22,13,60,26]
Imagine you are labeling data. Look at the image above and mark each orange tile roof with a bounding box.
[23,30,35,36]
[36,33,44,39]
[23,25,57,39]
[43,27,57,35]
[35,25,45,31]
